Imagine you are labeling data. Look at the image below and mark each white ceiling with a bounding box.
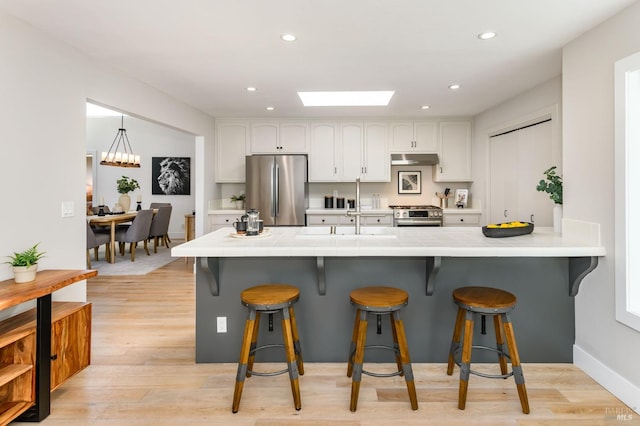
[1,0,636,118]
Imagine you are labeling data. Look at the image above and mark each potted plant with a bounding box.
[4,243,46,283]
[116,176,140,212]
[230,194,246,210]
[536,166,563,232]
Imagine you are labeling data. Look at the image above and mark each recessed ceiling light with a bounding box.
[246,87,257,92]
[281,34,297,42]
[266,106,275,111]
[297,91,394,107]
[478,31,496,40]
[448,84,461,90]
[421,105,430,110]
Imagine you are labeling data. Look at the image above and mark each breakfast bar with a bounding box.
[172,223,605,364]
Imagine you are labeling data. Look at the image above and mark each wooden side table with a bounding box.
[184,214,195,262]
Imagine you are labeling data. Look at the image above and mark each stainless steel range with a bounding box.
[390,205,443,227]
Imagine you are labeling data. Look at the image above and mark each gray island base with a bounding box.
[172,226,606,364]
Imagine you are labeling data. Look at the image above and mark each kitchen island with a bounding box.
[172,222,605,364]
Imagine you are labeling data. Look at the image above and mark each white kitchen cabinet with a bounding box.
[433,121,472,182]
[339,122,389,182]
[215,121,249,183]
[306,212,393,226]
[489,120,553,226]
[309,122,340,182]
[209,213,241,232]
[389,121,438,153]
[307,214,339,226]
[443,210,482,227]
[249,120,309,154]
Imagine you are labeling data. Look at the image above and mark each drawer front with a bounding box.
[307,215,339,226]
[211,214,237,225]
[363,215,392,226]
[444,213,481,226]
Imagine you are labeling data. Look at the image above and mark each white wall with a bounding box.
[563,1,640,410]
[0,11,215,309]
[87,116,196,239]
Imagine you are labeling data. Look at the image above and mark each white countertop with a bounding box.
[172,226,606,258]
[306,208,393,215]
[208,209,245,215]
[443,208,483,214]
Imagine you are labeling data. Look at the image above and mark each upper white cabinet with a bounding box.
[249,120,309,154]
[216,121,248,183]
[339,122,389,182]
[389,121,438,153]
[309,122,339,182]
[433,121,472,182]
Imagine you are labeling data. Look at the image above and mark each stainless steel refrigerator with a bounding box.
[245,154,308,226]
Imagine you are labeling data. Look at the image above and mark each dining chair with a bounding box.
[148,205,172,253]
[149,203,172,243]
[115,209,154,261]
[86,221,111,268]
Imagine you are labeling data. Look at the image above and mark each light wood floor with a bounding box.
[19,258,637,425]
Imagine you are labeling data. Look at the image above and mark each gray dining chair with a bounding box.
[86,221,111,268]
[149,202,172,243]
[115,209,154,261]
[148,205,172,253]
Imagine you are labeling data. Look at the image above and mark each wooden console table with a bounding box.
[0,269,97,424]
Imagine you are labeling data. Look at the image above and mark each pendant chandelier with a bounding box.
[100,115,140,168]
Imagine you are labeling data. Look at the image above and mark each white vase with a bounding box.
[13,264,38,283]
[118,194,131,212]
[553,204,563,233]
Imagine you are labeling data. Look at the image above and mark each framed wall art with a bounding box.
[152,156,191,195]
[455,189,468,208]
[398,171,421,194]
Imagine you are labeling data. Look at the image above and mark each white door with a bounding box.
[362,122,389,181]
[489,131,518,223]
[309,123,338,182]
[339,122,363,181]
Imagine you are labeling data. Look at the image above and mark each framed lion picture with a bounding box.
[152,157,191,195]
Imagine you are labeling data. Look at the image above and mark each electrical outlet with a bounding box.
[217,316,227,333]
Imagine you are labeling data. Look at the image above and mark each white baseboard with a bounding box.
[574,345,640,414]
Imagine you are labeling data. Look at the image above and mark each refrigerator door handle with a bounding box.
[274,163,280,217]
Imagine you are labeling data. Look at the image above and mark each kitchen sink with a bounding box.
[296,226,397,239]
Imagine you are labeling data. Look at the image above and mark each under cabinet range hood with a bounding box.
[390,153,439,166]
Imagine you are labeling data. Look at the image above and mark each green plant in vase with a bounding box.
[116,176,140,212]
[4,243,46,283]
[230,194,246,210]
[536,166,562,204]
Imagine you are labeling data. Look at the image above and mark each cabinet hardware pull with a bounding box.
[50,354,58,361]
[530,214,534,223]
[504,210,508,217]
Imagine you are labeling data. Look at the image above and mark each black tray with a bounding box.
[482,222,534,238]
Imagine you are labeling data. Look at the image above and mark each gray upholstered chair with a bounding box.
[115,209,153,261]
[148,205,172,253]
[86,221,111,268]
[149,203,172,244]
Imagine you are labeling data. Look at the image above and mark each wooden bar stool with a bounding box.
[446,286,530,414]
[232,284,304,413]
[347,286,418,412]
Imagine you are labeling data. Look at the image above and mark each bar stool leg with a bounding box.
[389,315,404,376]
[232,309,257,413]
[447,307,465,375]
[493,314,508,376]
[289,306,304,376]
[246,311,262,377]
[502,313,530,414]
[347,308,362,378]
[391,311,418,410]
[281,307,302,410]
[458,309,475,410]
[350,309,368,412]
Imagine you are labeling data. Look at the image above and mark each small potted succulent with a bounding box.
[4,243,46,283]
[230,193,246,210]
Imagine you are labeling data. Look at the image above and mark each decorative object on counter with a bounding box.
[348,199,355,209]
[482,221,534,238]
[398,171,421,194]
[100,114,141,168]
[437,188,451,208]
[4,243,46,283]
[245,208,260,236]
[336,197,345,209]
[372,193,381,209]
[455,189,468,208]
[230,193,246,210]
[536,166,563,233]
[233,220,247,234]
[152,157,191,195]
[116,175,140,213]
[324,195,334,208]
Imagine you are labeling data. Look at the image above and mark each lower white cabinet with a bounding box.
[306,212,393,226]
[209,213,241,231]
[443,210,482,227]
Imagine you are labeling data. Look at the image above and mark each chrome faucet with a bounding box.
[346,177,363,234]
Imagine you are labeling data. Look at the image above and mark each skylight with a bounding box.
[297,91,394,107]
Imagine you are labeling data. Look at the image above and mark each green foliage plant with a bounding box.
[116,176,140,194]
[230,194,246,203]
[536,166,563,205]
[5,243,46,267]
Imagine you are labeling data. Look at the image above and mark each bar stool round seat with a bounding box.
[446,286,530,414]
[232,284,304,413]
[347,286,418,412]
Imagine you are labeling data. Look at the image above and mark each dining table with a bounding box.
[87,212,137,263]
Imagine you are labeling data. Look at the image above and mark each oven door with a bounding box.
[394,219,442,227]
